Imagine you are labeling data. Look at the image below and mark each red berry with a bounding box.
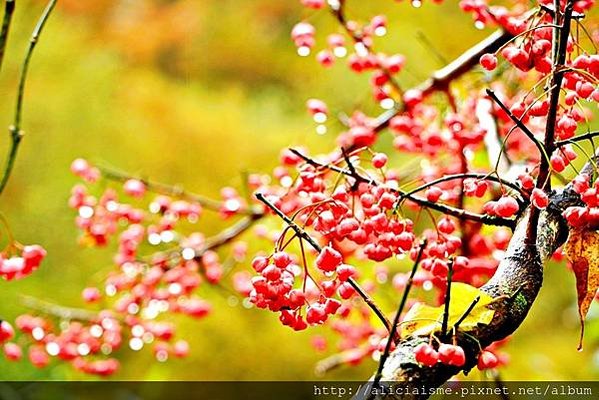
[3,342,22,361]
[123,179,146,198]
[22,245,46,271]
[495,196,519,218]
[338,282,356,299]
[272,252,291,269]
[251,256,269,273]
[477,350,499,370]
[336,264,357,281]
[437,217,455,234]
[0,321,15,342]
[372,153,388,169]
[531,188,549,209]
[480,53,497,71]
[414,343,439,367]
[28,346,50,368]
[517,173,535,190]
[316,50,334,67]
[173,340,190,358]
[425,187,443,202]
[316,246,342,273]
[438,344,466,367]
[82,287,102,303]
[550,154,566,172]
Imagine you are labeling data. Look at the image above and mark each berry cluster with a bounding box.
[563,174,599,228]
[0,244,46,281]
[414,342,466,367]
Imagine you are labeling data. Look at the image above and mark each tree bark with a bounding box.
[368,185,583,399]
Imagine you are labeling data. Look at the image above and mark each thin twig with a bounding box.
[373,239,427,387]
[441,259,454,337]
[485,89,545,155]
[554,130,599,148]
[21,295,100,322]
[0,0,15,71]
[0,0,57,196]
[452,296,481,331]
[290,148,515,228]
[99,165,262,216]
[527,0,576,244]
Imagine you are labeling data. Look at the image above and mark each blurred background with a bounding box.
[0,0,596,382]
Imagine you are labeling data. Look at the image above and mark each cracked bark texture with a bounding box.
[367,186,583,399]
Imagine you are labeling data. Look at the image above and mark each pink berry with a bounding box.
[0,321,15,342]
[372,153,388,169]
[3,342,22,361]
[82,287,102,303]
[123,179,146,198]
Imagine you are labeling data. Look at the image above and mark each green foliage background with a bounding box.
[0,0,596,382]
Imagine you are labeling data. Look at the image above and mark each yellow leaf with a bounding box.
[564,228,599,350]
[400,282,495,337]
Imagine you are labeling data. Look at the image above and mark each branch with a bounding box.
[374,183,583,398]
[98,165,262,216]
[197,212,264,258]
[0,0,57,196]
[527,0,576,245]
[399,172,527,201]
[0,0,15,72]
[254,192,394,333]
[485,89,545,155]
[290,148,516,228]
[554,130,599,148]
[371,30,513,133]
[21,295,100,322]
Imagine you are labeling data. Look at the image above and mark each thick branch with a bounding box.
[372,175,584,399]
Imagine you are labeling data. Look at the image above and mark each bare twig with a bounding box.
[0,0,57,195]
[99,165,262,216]
[0,0,15,71]
[527,0,576,244]
[373,239,427,387]
[485,89,545,155]
[21,295,100,322]
[440,259,454,337]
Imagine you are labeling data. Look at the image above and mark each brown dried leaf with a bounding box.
[564,228,599,350]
